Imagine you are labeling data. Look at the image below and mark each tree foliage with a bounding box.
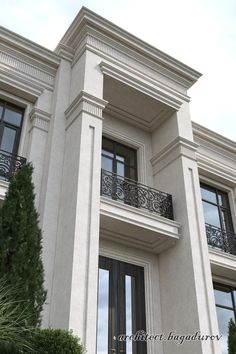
[228,318,236,354]
[0,163,46,326]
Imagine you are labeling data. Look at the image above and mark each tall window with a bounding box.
[0,100,24,155]
[214,283,236,354]
[97,256,147,354]
[200,183,235,254]
[102,137,137,181]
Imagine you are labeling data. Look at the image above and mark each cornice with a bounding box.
[100,61,185,111]
[0,70,43,101]
[192,121,236,155]
[65,91,108,129]
[55,44,75,62]
[0,26,59,68]
[58,7,201,89]
[196,152,236,185]
[0,48,55,89]
[29,108,51,132]
[151,136,198,175]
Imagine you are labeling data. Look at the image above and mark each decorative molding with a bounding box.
[100,61,184,111]
[65,91,108,129]
[196,153,236,185]
[193,121,236,156]
[0,70,43,100]
[104,103,174,132]
[0,49,55,90]
[210,249,236,282]
[151,136,199,175]
[59,7,201,89]
[99,238,164,353]
[102,124,147,184]
[29,108,51,132]
[100,195,180,228]
[55,44,75,62]
[0,26,60,67]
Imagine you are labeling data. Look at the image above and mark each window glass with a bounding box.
[216,307,234,354]
[117,162,125,177]
[202,202,221,228]
[102,156,113,172]
[101,137,137,180]
[126,275,133,354]
[0,103,3,118]
[214,287,232,307]
[4,107,22,127]
[0,127,16,153]
[201,186,217,203]
[214,284,236,354]
[102,138,114,155]
[97,269,109,354]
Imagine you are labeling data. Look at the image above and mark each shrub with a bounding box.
[27,328,85,354]
[0,280,34,353]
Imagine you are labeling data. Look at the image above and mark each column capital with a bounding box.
[29,108,51,132]
[65,91,108,129]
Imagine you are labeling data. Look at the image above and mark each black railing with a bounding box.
[205,223,236,255]
[101,169,173,220]
[0,150,26,181]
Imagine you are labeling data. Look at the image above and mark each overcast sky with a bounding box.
[1,0,235,141]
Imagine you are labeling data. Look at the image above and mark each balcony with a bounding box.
[0,150,26,181]
[101,169,173,219]
[205,223,236,256]
[100,170,179,254]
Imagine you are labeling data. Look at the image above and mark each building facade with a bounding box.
[0,7,235,354]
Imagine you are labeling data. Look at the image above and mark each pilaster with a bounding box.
[50,91,107,354]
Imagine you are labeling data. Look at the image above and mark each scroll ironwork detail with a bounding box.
[101,169,173,220]
[205,223,236,255]
[0,150,26,181]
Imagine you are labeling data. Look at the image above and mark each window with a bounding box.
[200,184,236,254]
[0,100,24,155]
[97,256,147,354]
[102,137,137,181]
[214,283,236,354]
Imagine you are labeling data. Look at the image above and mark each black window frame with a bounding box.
[0,99,24,156]
[214,282,236,321]
[97,256,147,354]
[102,136,138,181]
[200,183,234,233]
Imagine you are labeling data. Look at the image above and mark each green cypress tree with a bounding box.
[228,318,236,354]
[0,163,46,327]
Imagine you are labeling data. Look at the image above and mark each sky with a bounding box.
[1,0,236,141]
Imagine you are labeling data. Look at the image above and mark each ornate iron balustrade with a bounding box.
[101,169,174,220]
[205,223,236,255]
[0,150,26,181]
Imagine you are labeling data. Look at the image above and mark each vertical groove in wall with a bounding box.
[189,167,215,351]
[83,125,95,344]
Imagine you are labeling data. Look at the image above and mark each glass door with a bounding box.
[97,256,147,354]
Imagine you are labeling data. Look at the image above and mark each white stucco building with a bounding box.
[0,7,235,354]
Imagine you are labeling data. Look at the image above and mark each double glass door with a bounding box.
[97,257,147,354]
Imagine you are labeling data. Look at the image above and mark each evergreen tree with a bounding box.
[228,318,236,354]
[0,163,46,327]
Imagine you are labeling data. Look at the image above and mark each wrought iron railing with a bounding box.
[205,223,236,255]
[0,150,26,181]
[101,169,174,220]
